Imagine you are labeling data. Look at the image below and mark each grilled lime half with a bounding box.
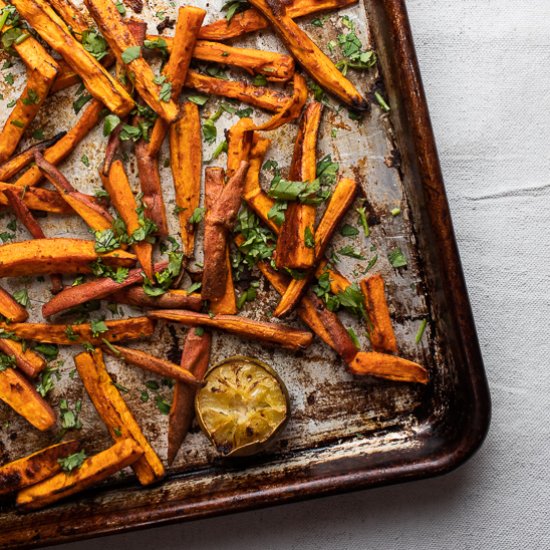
[195,356,289,457]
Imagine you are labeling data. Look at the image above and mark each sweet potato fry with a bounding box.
[360,275,398,354]
[84,0,178,121]
[202,162,249,300]
[49,59,82,93]
[110,287,202,311]
[12,0,134,117]
[148,310,313,350]
[104,160,154,278]
[315,258,351,295]
[226,118,254,177]
[185,70,288,112]
[102,344,201,387]
[0,440,80,496]
[0,339,46,378]
[169,102,202,255]
[0,182,74,215]
[0,367,56,431]
[43,261,169,318]
[48,0,90,34]
[168,329,211,465]
[276,102,323,270]
[75,350,164,485]
[247,0,368,110]
[348,351,428,384]
[16,438,144,510]
[14,99,104,188]
[274,177,358,317]
[197,0,357,41]
[0,285,28,322]
[0,317,155,345]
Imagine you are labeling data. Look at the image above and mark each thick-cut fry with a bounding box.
[16,438,144,510]
[43,261,169,318]
[276,102,323,270]
[0,182,74,215]
[104,161,154,278]
[102,344,201,387]
[168,329,211,465]
[315,258,351,295]
[12,0,134,116]
[226,119,254,177]
[360,275,398,354]
[49,59,82,93]
[148,310,313,350]
[170,102,202,255]
[14,99,104,188]
[110,287,202,311]
[48,0,89,34]
[202,162,249,300]
[198,0,357,41]
[0,238,134,278]
[0,339,45,378]
[75,350,164,485]
[0,285,28,322]
[0,317,155,345]
[247,0,368,110]
[0,441,80,496]
[0,367,56,431]
[186,70,288,112]
[84,0,178,121]
[274,178,358,317]
[348,351,429,384]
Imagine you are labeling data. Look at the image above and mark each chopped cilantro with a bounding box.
[356,206,370,237]
[189,207,205,224]
[155,395,171,415]
[340,224,359,237]
[415,319,428,344]
[103,114,121,136]
[59,450,87,472]
[222,0,250,22]
[304,226,315,248]
[375,91,390,112]
[81,154,90,167]
[388,248,407,268]
[187,94,209,106]
[253,74,267,86]
[338,245,365,260]
[90,320,108,337]
[82,29,109,61]
[34,343,59,361]
[13,289,29,307]
[22,89,39,105]
[94,228,120,253]
[73,93,92,114]
[59,398,83,431]
[115,1,126,15]
[347,327,360,348]
[121,45,141,64]
[267,201,287,226]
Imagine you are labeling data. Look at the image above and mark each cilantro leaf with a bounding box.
[59,450,87,472]
[121,45,141,64]
[388,248,407,268]
[13,289,29,307]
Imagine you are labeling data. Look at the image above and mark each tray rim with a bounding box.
[0,0,490,547]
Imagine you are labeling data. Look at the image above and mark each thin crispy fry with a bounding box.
[84,0,178,121]
[348,351,429,384]
[12,0,134,116]
[0,441,80,496]
[169,102,202,256]
[110,287,202,311]
[276,102,323,270]
[0,285,28,322]
[0,367,56,431]
[148,310,313,351]
[16,438,144,510]
[0,317,155,345]
[168,329,211,465]
[360,275,398,354]
[274,177,358,317]
[0,182,74,215]
[202,162,249,300]
[0,339,46,378]
[75,350,164,485]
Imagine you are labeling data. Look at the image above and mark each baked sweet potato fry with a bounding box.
[348,351,428,384]
[168,329,211,464]
[0,339,45,378]
[148,310,313,350]
[110,287,202,311]
[276,101,323,270]
[202,162,249,300]
[0,285,28,322]
[274,177,359,317]
[16,438,144,510]
[0,367,56,431]
[247,0,368,110]
[0,317,154,345]
[48,0,90,34]
[226,118,254,177]
[75,350,164,485]
[49,59,82,93]
[0,182,74,215]
[315,258,351,295]
[360,275,398,354]
[84,0,178,122]
[12,0,134,117]
[170,102,202,255]
[0,440,80,496]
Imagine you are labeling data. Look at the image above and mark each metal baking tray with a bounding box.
[0,0,490,547]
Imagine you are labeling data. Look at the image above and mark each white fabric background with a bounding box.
[57,1,550,548]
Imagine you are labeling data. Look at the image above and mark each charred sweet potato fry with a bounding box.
[202,162,249,301]
[0,441,80,496]
[168,329,211,464]
[75,350,164,485]
[348,351,428,384]
[0,183,74,215]
[0,285,28,322]
[110,287,202,311]
[148,310,313,351]
[170,102,202,256]
[0,368,56,431]
[247,0,368,110]
[16,438,144,510]
[276,102,323,270]
[360,275,398,354]
[0,339,45,378]
[274,177,359,317]
[12,0,134,117]
[0,317,155,345]
[84,0,178,121]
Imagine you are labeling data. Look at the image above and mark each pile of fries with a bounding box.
[0,0,429,510]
